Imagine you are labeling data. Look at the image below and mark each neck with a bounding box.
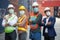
[20,14,25,17]
[9,14,12,16]
[34,12,39,15]
[47,16,50,18]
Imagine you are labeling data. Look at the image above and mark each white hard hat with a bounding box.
[32,2,39,7]
[44,7,50,11]
[8,4,15,8]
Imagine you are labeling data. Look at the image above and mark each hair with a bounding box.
[44,10,51,13]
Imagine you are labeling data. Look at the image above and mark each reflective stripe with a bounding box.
[18,15,28,32]
[18,27,27,32]
[8,15,15,21]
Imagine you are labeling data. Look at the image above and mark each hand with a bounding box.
[13,23,20,27]
[29,20,32,22]
[4,17,8,22]
[47,22,51,25]
[5,24,10,27]
[29,18,33,22]
[15,23,20,26]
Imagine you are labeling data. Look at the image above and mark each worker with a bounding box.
[2,4,18,40]
[16,5,28,40]
[29,2,42,40]
[42,7,56,40]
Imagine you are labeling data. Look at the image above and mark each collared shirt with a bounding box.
[2,14,18,27]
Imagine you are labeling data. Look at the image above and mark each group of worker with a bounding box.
[1,1,56,40]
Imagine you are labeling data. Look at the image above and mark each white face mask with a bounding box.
[46,11,51,16]
[33,7,39,13]
[8,9,14,14]
[19,10,25,16]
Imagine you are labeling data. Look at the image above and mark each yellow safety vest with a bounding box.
[18,15,28,32]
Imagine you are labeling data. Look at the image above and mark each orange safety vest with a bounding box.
[29,13,39,30]
[18,15,28,32]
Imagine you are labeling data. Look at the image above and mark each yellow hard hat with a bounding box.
[19,5,26,10]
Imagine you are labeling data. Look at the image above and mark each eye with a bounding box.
[33,6,38,8]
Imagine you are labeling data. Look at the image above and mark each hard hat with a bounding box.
[44,7,50,11]
[19,5,26,10]
[32,2,39,7]
[8,4,15,8]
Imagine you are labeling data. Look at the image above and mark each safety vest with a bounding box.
[18,15,28,32]
[29,13,39,30]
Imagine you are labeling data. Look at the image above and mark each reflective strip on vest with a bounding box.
[18,27,27,32]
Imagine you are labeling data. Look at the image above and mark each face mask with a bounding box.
[46,11,51,16]
[19,10,25,16]
[8,9,14,14]
[33,7,39,13]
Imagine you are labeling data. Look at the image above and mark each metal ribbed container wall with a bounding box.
[0,0,10,9]
[18,0,29,11]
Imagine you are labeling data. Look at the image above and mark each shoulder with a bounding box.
[38,13,42,17]
[37,13,42,18]
[50,17,56,22]
[4,14,9,19]
[50,16,55,19]
[13,14,18,18]
[18,16,21,21]
[4,14,9,17]
[42,16,46,20]
[39,13,42,16]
